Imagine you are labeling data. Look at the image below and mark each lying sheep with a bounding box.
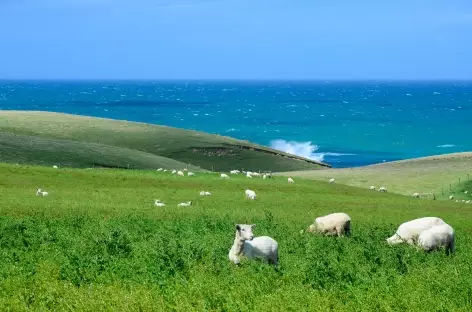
[245,189,256,200]
[52,165,59,169]
[329,178,335,184]
[221,173,230,179]
[386,216,446,245]
[154,199,165,207]
[177,201,192,207]
[187,172,195,176]
[288,177,294,184]
[412,192,420,198]
[306,212,351,237]
[36,188,49,197]
[417,223,455,255]
[199,191,211,196]
[228,224,278,266]
[378,186,388,193]
[369,186,376,190]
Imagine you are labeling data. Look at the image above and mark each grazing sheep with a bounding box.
[36,188,48,197]
[369,186,376,190]
[228,224,278,266]
[329,178,335,184]
[412,192,420,198]
[157,168,163,172]
[199,191,211,196]
[221,173,230,179]
[245,189,257,200]
[466,200,471,204]
[230,170,240,174]
[386,217,446,245]
[183,168,188,171]
[378,186,388,193]
[246,172,252,178]
[52,165,58,169]
[288,177,295,184]
[171,170,177,174]
[187,172,195,176]
[417,223,455,255]
[252,172,261,177]
[154,199,165,207]
[177,201,192,207]
[163,169,168,172]
[449,195,454,200]
[306,212,351,237]
[177,171,184,176]
[455,200,459,203]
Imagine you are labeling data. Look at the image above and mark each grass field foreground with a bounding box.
[1,163,472,311]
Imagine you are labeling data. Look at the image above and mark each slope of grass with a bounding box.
[1,163,472,311]
[0,110,328,171]
[278,152,472,199]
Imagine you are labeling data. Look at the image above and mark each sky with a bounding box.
[0,0,471,80]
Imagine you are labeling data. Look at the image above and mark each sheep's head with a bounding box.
[386,233,403,245]
[236,224,255,241]
[306,223,317,233]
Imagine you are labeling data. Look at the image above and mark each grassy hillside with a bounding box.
[0,111,328,171]
[278,152,472,200]
[1,163,472,310]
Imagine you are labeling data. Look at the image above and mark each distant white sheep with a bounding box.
[386,217,446,245]
[369,186,376,190]
[449,195,454,200]
[52,165,58,169]
[199,191,211,196]
[329,178,335,184]
[262,174,267,179]
[228,224,278,266]
[221,173,230,179]
[417,223,455,255]
[252,172,261,177]
[157,168,163,172]
[378,186,388,193]
[245,189,256,200]
[177,201,192,207]
[230,170,240,174]
[246,172,252,178]
[466,200,471,204]
[36,188,48,197]
[163,169,168,172]
[288,177,295,184]
[171,170,177,174]
[177,171,184,176]
[306,212,351,237]
[154,199,165,207]
[183,168,188,171]
[465,191,468,194]
[412,192,420,198]
[187,172,195,176]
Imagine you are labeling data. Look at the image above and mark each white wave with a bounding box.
[269,140,325,162]
[437,144,456,148]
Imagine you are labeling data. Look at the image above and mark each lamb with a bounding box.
[412,192,420,198]
[386,216,446,245]
[36,188,48,197]
[177,171,184,176]
[154,199,165,207]
[245,189,256,200]
[378,186,388,193]
[199,191,211,196]
[369,186,376,190]
[228,224,278,266]
[449,195,454,200]
[288,177,295,184]
[306,212,351,237]
[417,223,455,255]
[329,178,335,184]
[177,201,192,207]
[187,172,195,176]
[221,173,230,179]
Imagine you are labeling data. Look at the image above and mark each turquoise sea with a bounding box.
[1,80,471,168]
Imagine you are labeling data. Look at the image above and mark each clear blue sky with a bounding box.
[0,0,471,80]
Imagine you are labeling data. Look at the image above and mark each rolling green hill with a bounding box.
[0,111,329,171]
[1,163,471,310]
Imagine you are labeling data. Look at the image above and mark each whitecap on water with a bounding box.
[437,144,455,148]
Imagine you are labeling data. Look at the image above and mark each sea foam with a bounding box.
[270,139,326,162]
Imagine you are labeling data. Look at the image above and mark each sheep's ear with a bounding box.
[236,224,241,231]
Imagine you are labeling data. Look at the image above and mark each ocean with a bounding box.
[0,80,471,168]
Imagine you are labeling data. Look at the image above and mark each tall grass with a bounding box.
[1,164,471,311]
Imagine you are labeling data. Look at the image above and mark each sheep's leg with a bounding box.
[406,239,415,246]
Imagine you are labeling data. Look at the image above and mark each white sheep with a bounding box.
[417,223,455,255]
[154,199,165,207]
[199,191,211,196]
[306,212,351,237]
[412,192,420,198]
[288,177,294,184]
[466,200,471,204]
[183,168,188,171]
[386,217,446,245]
[465,191,468,194]
[36,188,48,197]
[369,186,376,190]
[52,165,58,169]
[378,186,388,193]
[177,201,192,207]
[187,172,195,176]
[163,169,168,172]
[245,189,256,200]
[157,168,163,172]
[252,172,261,177]
[329,178,335,184]
[262,174,267,179]
[449,195,454,200]
[177,171,184,176]
[228,224,278,266]
[221,173,230,179]
[246,172,252,178]
[171,170,177,174]
[230,170,240,174]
